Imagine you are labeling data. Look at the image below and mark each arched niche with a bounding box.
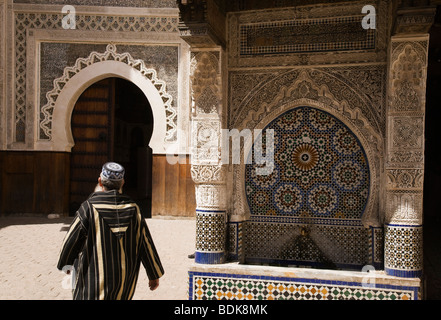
[37,45,175,154]
[239,103,380,269]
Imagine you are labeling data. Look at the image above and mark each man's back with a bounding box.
[57,190,164,300]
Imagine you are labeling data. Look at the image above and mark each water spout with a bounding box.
[281,226,337,270]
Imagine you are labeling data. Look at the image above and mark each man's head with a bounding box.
[98,162,125,192]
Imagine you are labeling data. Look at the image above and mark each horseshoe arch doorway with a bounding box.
[69,77,154,217]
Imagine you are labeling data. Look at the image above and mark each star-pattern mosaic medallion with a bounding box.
[245,106,370,221]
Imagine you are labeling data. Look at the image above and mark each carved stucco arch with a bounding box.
[39,44,175,154]
[233,69,383,147]
[390,40,428,68]
[390,41,428,112]
[232,69,384,228]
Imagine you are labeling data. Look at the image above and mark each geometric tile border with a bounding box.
[188,272,420,300]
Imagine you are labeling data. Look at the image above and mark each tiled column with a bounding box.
[384,35,429,278]
[192,165,227,264]
[190,49,227,264]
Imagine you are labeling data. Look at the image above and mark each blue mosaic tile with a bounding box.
[245,106,370,221]
[242,106,377,269]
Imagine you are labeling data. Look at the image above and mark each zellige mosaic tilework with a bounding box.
[245,106,370,221]
[243,106,376,269]
[189,272,419,300]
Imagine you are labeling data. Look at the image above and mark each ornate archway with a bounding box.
[232,69,383,229]
[229,68,384,269]
[38,44,175,154]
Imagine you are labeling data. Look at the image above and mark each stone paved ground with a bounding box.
[0,216,195,300]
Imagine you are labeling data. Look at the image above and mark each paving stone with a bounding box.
[0,216,195,300]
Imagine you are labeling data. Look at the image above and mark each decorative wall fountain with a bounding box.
[243,106,373,270]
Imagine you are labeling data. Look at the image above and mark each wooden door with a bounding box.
[69,78,114,214]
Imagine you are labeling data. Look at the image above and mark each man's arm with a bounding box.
[57,207,87,270]
[140,219,165,282]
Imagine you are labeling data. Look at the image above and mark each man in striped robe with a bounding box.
[57,162,164,300]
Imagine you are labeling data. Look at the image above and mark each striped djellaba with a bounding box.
[57,190,164,300]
